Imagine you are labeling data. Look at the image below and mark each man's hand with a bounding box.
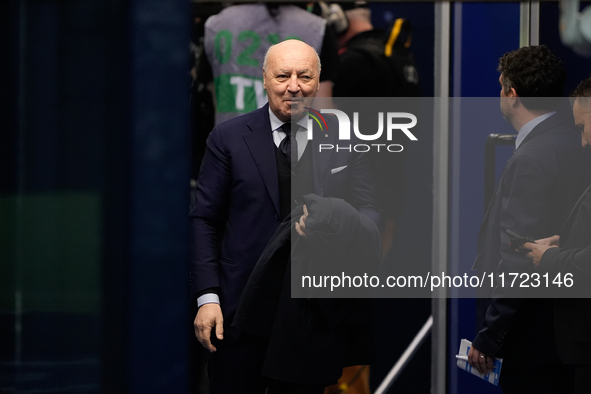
[535,235,560,247]
[468,346,493,375]
[194,303,224,353]
[523,242,558,268]
[295,204,309,237]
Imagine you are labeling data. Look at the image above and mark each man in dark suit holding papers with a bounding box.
[468,45,591,393]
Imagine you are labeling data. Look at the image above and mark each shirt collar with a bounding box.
[268,107,309,132]
[515,111,555,149]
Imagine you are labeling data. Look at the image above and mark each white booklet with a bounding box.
[456,338,503,386]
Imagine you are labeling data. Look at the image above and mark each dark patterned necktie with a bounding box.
[279,123,297,164]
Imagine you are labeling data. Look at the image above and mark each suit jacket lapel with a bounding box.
[243,104,280,216]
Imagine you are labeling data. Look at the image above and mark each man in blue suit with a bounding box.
[190,39,381,394]
[468,46,591,393]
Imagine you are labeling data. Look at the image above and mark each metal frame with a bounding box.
[520,1,541,47]
[432,3,451,394]
[375,317,434,394]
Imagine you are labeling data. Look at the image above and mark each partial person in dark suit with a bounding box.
[523,76,591,394]
[467,45,591,393]
[190,39,381,394]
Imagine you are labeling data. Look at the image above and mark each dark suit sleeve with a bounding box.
[318,115,383,230]
[539,246,591,280]
[189,127,231,300]
[473,155,551,356]
[345,149,383,231]
[539,189,591,281]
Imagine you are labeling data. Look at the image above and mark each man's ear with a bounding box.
[262,69,267,90]
[509,88,521,107]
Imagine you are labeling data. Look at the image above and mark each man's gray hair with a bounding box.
[262,41,321,73]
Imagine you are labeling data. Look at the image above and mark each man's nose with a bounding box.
[287,75,300,93]
[583,132,589,148]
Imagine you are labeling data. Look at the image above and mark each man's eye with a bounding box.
[301,75,311,80]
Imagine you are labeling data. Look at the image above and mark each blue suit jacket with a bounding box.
[189,103,381,328]
[473,113,591,368]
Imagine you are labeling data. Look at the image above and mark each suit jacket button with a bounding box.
[294,199,299,205]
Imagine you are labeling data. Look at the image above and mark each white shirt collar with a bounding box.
[515,111,555,149]
[268,107,309,132]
